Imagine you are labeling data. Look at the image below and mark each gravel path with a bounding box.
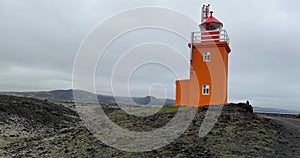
[260,114,300,157]
[261,115,300,132]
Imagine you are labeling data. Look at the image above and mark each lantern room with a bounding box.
[200,10,224,42]
[200,11,223,31]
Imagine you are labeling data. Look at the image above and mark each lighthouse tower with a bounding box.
[175,5,231,106]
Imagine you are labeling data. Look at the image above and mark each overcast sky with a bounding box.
[1,0,300,111]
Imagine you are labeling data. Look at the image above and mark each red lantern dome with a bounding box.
[200,11,223,31]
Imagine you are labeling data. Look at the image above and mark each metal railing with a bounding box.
[191,30,230,43]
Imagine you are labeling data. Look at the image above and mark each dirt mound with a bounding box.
[224,103,253,113]
[0,100,283,157]
[0,95,80,135]
[0,97,298,157]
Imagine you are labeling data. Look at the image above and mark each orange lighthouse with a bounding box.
[175,4,231,106]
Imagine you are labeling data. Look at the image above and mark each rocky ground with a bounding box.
[0,95,299,157]
[259,114,300,157]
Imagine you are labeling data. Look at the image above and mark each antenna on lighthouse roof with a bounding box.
[201,4,210,23]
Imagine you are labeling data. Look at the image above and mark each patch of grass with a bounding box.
[221,154,244,158]
[159,106,179,113]
[224,125,235,132]
[0,136,19,147]
[116,137,130,146]
[126,107,161,114]
[175,153,186,158]
[124,106,179,115]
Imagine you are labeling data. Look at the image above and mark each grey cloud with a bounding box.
[0,0,300,110]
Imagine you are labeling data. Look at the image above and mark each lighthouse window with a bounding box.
[203,52,211,62]
[202,85,210,95]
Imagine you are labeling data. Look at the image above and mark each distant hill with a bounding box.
[2,90,299,113]
[0,89,175,106]
[253,106,300,115]
[0,89,97,103]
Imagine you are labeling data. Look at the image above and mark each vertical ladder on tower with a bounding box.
[201,4,210,23]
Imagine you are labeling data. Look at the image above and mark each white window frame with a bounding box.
[203,52,211,62]
[202,85,210,95]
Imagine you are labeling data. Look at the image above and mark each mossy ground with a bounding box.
[0,96,287,157]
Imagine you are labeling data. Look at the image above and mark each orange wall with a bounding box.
[175,41,231,106]
[175,80,189,105]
